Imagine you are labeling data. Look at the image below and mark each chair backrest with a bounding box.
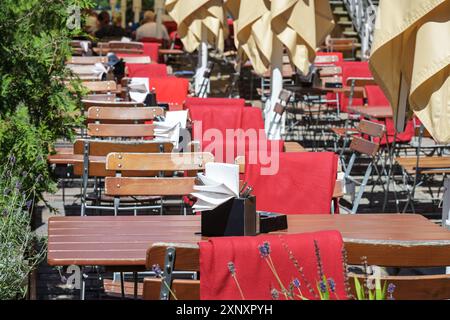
[104,152,214,196]
[108,41,144,54]
[86,106,163,138]
[82,100,144,110]
[82,81,117,93]
[143,243,200,300]
[68,56,108,65]
[319,66,342,77]
[121,56,151,64]
[72,139,174,177]
[347,242,450,300]
[86,106,163,122]
[83,93,117,102]
[349,120,386,157]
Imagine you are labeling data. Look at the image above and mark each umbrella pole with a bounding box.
[265,36,284,140]
[154,0,164,39]
[195,24,209,97]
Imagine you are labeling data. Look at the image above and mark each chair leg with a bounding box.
[351,163,373,214]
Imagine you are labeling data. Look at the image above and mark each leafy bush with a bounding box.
[0,0,92,200]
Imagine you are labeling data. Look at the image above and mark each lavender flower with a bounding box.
[328,278,336,293]
[9,155,16,165]
[387,283,396,300]
[152,264,163,277]
[15,181,22,190]
[319,280,327,294]
[26,200,33,210]
[258,242,271,258]
[271,288,279,300]
[2,209,7,217]
[292,278,301,289]
[228,262,236,276]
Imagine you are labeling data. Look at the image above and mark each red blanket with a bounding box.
[244,152,337,214]
[127,63,168,78]
[148,77,189,106]
[365,85,414,145]
[190,106,278,163]
[142,42,160,63]
[338,61,373,112]
[200,231,347,300]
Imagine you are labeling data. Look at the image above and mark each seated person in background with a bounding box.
[136,10,169,42]
[95,12,128,41]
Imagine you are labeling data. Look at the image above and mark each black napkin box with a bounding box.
[258,212,288,233]
[201,196,257,237]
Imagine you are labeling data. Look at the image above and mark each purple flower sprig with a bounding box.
[227,262,245,300]
[151,264,178,300]
[258,241,292,300]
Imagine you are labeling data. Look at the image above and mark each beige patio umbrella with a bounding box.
[226,0,334,139]
[370,0,450,144]
[166,0,228,95]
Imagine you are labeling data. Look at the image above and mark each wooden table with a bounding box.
[48,214,450,268]
[348,106,393,119]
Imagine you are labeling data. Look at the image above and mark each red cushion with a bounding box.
[127,63,168,78]
[200,231,347,300]
[148,77,189,106]
[244,152,338,214]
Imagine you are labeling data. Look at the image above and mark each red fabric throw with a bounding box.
[338,61,373,112]
[244,152,337,214]
[127,63,168,78]
[365,85,414,145]
[142,42,160,63]
[185,97,246,109]
[148,77,189,105]
[200,231,347,300]
[190,106,278,163]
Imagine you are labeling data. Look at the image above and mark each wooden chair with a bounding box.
[143,243,200,300]
[73,139,174,216]
[104,152,215,215]
[347,242,450,300]
[68,56,108,65]
[86,106,164,139]
[341,120,386,214]
[81,81,117,94]
[120,56,152,64]
[82,100,144,111]
[108,41,144,54]
[83,93,117,102]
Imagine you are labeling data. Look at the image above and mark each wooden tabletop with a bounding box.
[47,214,450,267]
[348,106,393,119]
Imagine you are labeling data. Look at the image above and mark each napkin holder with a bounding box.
[258,212,288,233]
[201,196,257,237]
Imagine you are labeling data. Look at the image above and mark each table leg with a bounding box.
[80,266,85,301]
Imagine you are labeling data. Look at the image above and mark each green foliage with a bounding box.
[0,157,46,299]
[0,0,93,200]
